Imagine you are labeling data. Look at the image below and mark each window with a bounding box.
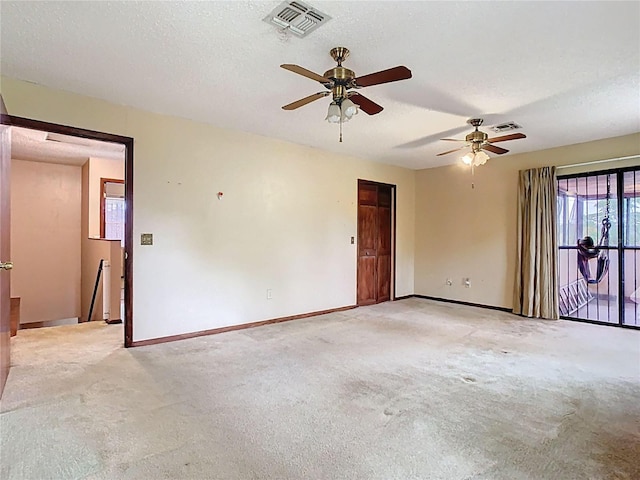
[105,197,125,245]
[101,179,125,246]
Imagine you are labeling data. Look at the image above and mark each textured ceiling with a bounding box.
[12,127,125,166]
[1,1,639,170]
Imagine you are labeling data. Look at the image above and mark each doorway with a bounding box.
[557,166,640,328]
[357,179,395,306]
[5,116,134,346]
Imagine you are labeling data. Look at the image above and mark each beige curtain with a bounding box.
[513,166,559,319]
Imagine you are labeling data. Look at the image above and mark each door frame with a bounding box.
[356,179,397,304]
[100,177,125,239]
[0,96,11,397]
[8,115,135,346]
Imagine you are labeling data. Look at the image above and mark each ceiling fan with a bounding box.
[281,47,412,141]
[437,118,527,166]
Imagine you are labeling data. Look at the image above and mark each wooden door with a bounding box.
[357,180,393,306]
[357,182,378,305]
[0,95,11,398]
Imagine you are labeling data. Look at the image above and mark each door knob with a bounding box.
[0,261,13,270]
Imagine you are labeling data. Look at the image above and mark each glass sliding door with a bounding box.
[557,166,639,328]
[557,173,619,324]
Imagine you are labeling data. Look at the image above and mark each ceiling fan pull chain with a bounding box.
[339,114,343,143]
[471,164,475,189]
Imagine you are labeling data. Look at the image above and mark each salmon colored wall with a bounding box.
[10,159,81,323]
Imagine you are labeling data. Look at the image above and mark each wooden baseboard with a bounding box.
[19,317,80,330]
[409,294,512,313]
[130,305,357,347]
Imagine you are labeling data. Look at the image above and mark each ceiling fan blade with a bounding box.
[354,66,412,88]
[436,146,468,156]
[440,138,466,142]
[486,133,527,143]
[349,93,384,115]
[282,92,329,110]
[280,64,331,84]
[482,144,509,155]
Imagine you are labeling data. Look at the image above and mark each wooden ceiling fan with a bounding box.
[280,47,412,117]
[437,118,526,158]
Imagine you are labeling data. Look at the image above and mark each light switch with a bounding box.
[351,236,355,244]
[141,233,153,245]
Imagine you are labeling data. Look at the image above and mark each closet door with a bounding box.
[357,180,392,306]
[357,181,378,305]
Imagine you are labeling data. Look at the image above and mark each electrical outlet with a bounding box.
[267,289,272,300]
[350,236,355,245]
[463,278,471,288]
[446,279,453,286]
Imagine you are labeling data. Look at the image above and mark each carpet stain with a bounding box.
[462,375,477,383]
[589,423,640,480]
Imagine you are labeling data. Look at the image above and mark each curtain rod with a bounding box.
[556,154,640,170]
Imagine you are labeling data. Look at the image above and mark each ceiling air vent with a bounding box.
[263,1,331,37]
[490,122,523,133]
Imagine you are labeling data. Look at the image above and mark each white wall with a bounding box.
[1,77,415,342]
[10,159,82,323]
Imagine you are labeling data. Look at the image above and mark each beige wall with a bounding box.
[87,157,124,238]
[1,77,415,342]
[415,133,640,309]
[10,159,82,323]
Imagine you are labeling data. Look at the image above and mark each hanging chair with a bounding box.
[576,180,612,285]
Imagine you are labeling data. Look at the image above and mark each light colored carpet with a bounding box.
[1,298,639,480]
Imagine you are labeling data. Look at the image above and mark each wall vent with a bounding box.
[263,1,331,37]
[490,122,522,133]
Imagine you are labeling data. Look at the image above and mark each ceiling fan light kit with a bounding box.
[325,99,358,124]
[462,150,490,167]
[281,47,412,142]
